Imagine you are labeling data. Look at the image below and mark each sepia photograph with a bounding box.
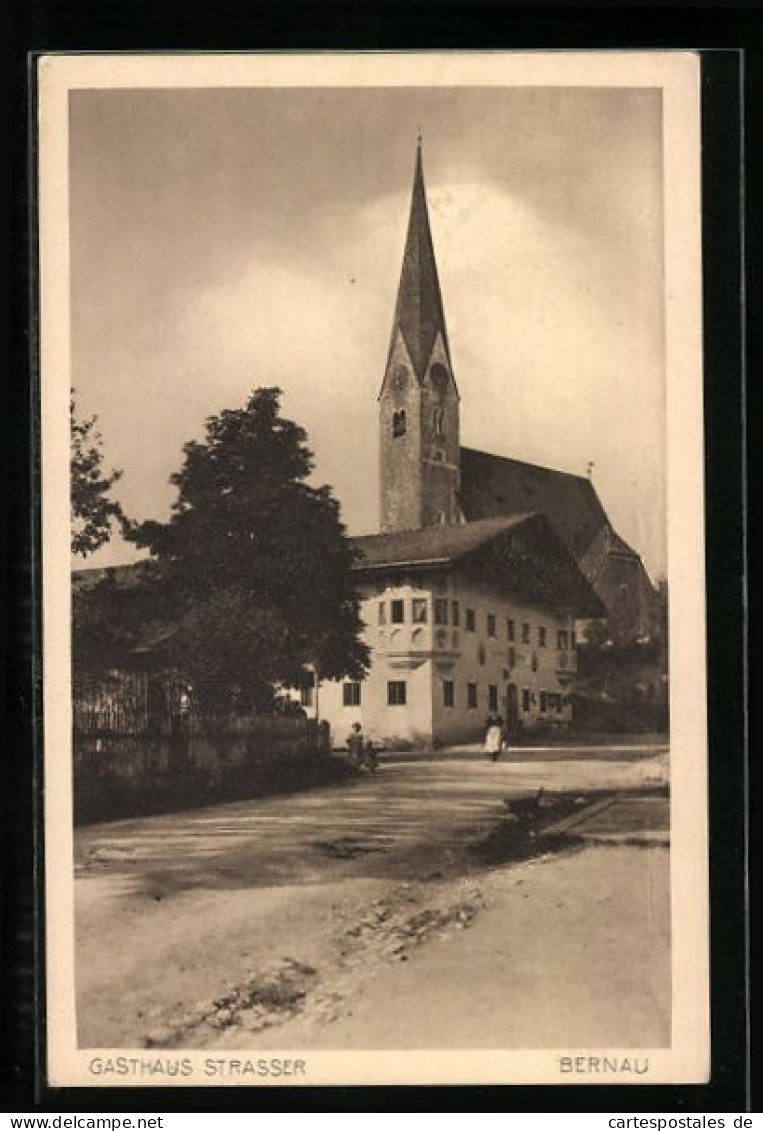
[39,51,708,1087]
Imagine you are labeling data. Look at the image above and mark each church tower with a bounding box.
[379,142,461,533]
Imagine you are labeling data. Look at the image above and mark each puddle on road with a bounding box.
[312,835,393,860]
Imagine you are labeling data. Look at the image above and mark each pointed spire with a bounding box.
[388,140,451,380]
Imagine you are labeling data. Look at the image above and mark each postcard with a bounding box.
[39,50,707,1087]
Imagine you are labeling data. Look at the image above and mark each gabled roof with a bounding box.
[386,143,451,381]
[349,515,531,570]
[72,560,154,593]
[459,447,612,558]
[72,560,174,660]
[350,513,604,617]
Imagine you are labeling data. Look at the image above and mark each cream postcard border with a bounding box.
[39,50,707,1088]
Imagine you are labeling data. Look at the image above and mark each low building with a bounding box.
[315,515,603,746]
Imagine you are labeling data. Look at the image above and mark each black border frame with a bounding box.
[5,5,753,1114]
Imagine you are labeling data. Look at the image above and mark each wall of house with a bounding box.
[320,654,434,749]
[317,570,577,748]
[318,576,434,747]
[428,571,576,743]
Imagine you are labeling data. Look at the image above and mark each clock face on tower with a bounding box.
[393,365,409,392]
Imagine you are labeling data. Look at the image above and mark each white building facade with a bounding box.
[319,575,579,747]
[310,514,601,747]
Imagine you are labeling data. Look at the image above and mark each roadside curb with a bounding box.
[539,795,619,838]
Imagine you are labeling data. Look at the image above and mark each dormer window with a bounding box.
[392,409,406,438]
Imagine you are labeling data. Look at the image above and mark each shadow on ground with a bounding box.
[76,774,669,903]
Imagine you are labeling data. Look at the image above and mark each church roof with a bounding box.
[459,446,615,559]
[349,515,531,570]
[577,522,641,587]
[387,143,451,380]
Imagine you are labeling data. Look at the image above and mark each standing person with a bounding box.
[170,685,192,775]
[346,721,364,770]
[363,738,379,774]
[500,716,511,757]
[484,714,504,762]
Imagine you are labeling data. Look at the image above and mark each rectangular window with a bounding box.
[538,626,547,647]
[412,597,428,624]
[443,680,454,708]
[522,622,531,644]
[391,599,405,624]
[300,686,314,708]
[508,646,516,668]
[539,690,548,713]
[434,598,449,626]
[571,629,577,649]
[488,684,498,712]
[467,682,478,710]
[466,608,476,632]
[487,614,496,637]
[451,600,460,627]
[522,688,531,713]
[387,680,407,706]
[343,682,361,707]
[557,629,568,650]
[378,602,386,626]
[507,618,515,642]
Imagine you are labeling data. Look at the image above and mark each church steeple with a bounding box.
[386,141,452,382]
[378,142,461,534]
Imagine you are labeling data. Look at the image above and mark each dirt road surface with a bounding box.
[74,748,670,1050]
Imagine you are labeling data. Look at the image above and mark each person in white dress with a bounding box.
[484,714,504,762]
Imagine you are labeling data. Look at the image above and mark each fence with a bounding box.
[74,710,328,778]
[73,677,336,822]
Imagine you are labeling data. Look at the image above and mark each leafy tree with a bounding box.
[128,387,369,711]
[71,393,125,557]
[72,562,158,690]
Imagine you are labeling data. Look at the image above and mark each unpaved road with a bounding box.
[74,750,670,1049]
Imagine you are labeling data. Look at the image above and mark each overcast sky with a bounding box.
[70,85,666,579]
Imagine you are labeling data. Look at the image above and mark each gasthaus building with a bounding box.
[307,143,659,747]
